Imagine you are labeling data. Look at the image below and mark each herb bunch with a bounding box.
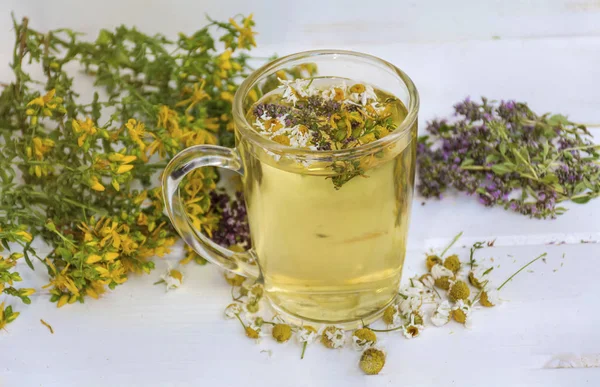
[417,98,599,218]
[0,14,257,323]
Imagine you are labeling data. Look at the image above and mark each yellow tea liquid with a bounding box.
[241,78,416,324]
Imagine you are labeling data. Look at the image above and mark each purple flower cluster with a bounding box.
[417,97,600,219]
[210,191,251,248]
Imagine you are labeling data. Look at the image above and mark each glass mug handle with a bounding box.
[162,145,259,279]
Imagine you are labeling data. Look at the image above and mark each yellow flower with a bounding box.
[175,81,210,113]
[15,230,33,242]
[27,89,56,107]
[220,91,235,103]
[229,14,257,48]
[90,176,105,192]
[72,118,98,147]
[86,254,102,264]
[116,164,134,174]
[157,105,180,134]
[125,119,147,150]
[218,50,233,71]
[31,137,55,160]
[43,264,80,296]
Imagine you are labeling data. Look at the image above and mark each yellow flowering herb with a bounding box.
[0,14,258,318]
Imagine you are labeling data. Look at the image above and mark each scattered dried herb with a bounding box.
[418,98,600,218]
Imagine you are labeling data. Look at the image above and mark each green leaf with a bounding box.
[485,154,500,164]
[547,114,570,126]
[491,163,514,175]
[541,173,558,184]
[499,141,507,155]
[572,196,591,204]
[461,158,474,167]
[23,248,34,271]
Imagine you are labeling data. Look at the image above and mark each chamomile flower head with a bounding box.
[249,283,264,299]
[448,280,470,302]
[468,267,490,289]
[297,325,318,344]
[399,295,421,315]
[434,276,453,291]
[431,300,452,327]
[224,303,242,319]
[382,304,401,326]
[359,347,386,375]
[402,314,424,339]
[224,271,246,287]
[444,254,461,273]
[245,326,260,339]
[431,263,454,279]
[419,273,435,288]
[278,78,315,105]
[452,299,473,328]
[426,255,443,271]
[321,326,346,349]
[160,264,183,291]
[352,328,377,351]
[272,323,292,343]
[244,297,260,313]
[480,288,501,307]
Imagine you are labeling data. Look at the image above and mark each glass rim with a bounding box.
[232,49,419,159]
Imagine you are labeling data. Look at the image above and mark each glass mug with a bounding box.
[163,50,419,327]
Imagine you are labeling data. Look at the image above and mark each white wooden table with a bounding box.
[1,1,600,386]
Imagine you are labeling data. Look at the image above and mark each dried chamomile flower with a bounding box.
[382,304,401,326]
[468,266,491,289]
[352,328,377,350]
[245,326,260,339]
[431,264,454,279]
[419,273,435,288]
[452,300,472,328]
[244,297,260,313]
[431,300,452,327]
[426,255,443,271]
[298,325,319,359]
[224,303,242,319]
[432,264,455,290]
[360,348,386,375]
[402,314,424,339]
[272,323,292,343]
[233,313,261,340]
[434,276,453,291]
[321,326,346,349]
[398,295,421,315]
[480,288,500,307]
[297,325,318,344]
[410,310,424,326]
[224,271,246,287]
[158,265,184,291]
[249,283,264,299]
[444,254,461,273]
[448,280,470,302]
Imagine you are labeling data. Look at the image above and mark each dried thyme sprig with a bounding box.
[418,98,600,218]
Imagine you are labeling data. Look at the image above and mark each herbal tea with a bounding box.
[240,78,416,323]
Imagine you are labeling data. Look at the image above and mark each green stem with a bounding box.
[498,252,547,291]
[300,342,308,360]
[440,231,463,258]
[371,325,404,333]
